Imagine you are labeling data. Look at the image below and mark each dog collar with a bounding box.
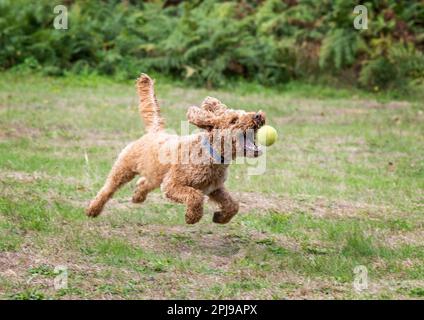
[201,137,226,164]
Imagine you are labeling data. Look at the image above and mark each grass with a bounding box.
[0,71,423,299]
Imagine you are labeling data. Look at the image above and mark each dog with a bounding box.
[86,74,265,224]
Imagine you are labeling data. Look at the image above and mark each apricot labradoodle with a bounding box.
[86,74,265,224]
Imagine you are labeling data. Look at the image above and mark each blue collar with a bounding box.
[201,137,226,164]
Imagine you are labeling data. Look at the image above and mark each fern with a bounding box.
[0,0,423,89]
[319,29,365,70]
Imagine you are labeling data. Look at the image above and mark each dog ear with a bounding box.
[201,96,227,115]
[186,106,217,131]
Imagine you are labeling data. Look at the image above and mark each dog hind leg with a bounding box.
[132,177,155,203]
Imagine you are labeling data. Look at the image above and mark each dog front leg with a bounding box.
[163,184,204,224]
[86,167,135,217]
[208,188,239,224]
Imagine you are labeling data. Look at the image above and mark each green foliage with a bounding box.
[360,43,424,90]
[28,265,56,277]
[9,289,45,300]
[409,288,424,298]
[0,0,423,89]
[320,29,365,70]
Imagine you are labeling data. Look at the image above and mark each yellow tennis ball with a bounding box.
[257,125,278,146]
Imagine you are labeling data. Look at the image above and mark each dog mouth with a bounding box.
[243,132,262,157]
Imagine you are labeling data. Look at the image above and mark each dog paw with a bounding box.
[85,203,102,218]
[212,211,233,224]
[131,194,147,204]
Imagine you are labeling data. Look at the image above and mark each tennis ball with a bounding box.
[257,125,278,146]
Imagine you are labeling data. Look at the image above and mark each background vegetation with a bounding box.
[1,0,423,90]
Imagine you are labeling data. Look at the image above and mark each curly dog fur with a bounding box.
[86,73,265,224]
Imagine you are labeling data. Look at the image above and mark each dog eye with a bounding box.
[230,118,238,124]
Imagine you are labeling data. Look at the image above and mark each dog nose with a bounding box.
[253,112,265,126]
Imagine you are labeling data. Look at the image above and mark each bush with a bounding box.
[0,0,423,90]
[359,44,424,90]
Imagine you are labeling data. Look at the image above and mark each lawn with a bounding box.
[0,72,423,299]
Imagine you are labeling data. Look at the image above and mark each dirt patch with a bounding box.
[0,170,80,185]
[230,191,298,213]
[46,129,132,149]
[0,248,58,293]
[281,279,348,300]
[74,190,299,216]
[274,99,411,126]
[275,110,367,125]
[92,222,172,252]
[356,100,411,110]
[0,252,31,274]
[160,89,205,109]
[383,230,424,248]
[309,198,388,218]
[80,130,133,148]
[0,169,386,220]
[249,230,301,252]
[228,191,385,219]
[0,123,41,141]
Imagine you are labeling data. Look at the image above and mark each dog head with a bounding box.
[187,97,265,159]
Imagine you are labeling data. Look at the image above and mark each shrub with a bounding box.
[0,0,423,90]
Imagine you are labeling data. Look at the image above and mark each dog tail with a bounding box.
[136,73,165,132]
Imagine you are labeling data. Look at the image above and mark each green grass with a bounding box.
[0,71,423,299]
[9,289,45,300]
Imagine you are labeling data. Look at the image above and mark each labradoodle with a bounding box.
[86,74,265,224]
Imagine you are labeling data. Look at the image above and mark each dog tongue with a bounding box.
[245,137,262,155]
